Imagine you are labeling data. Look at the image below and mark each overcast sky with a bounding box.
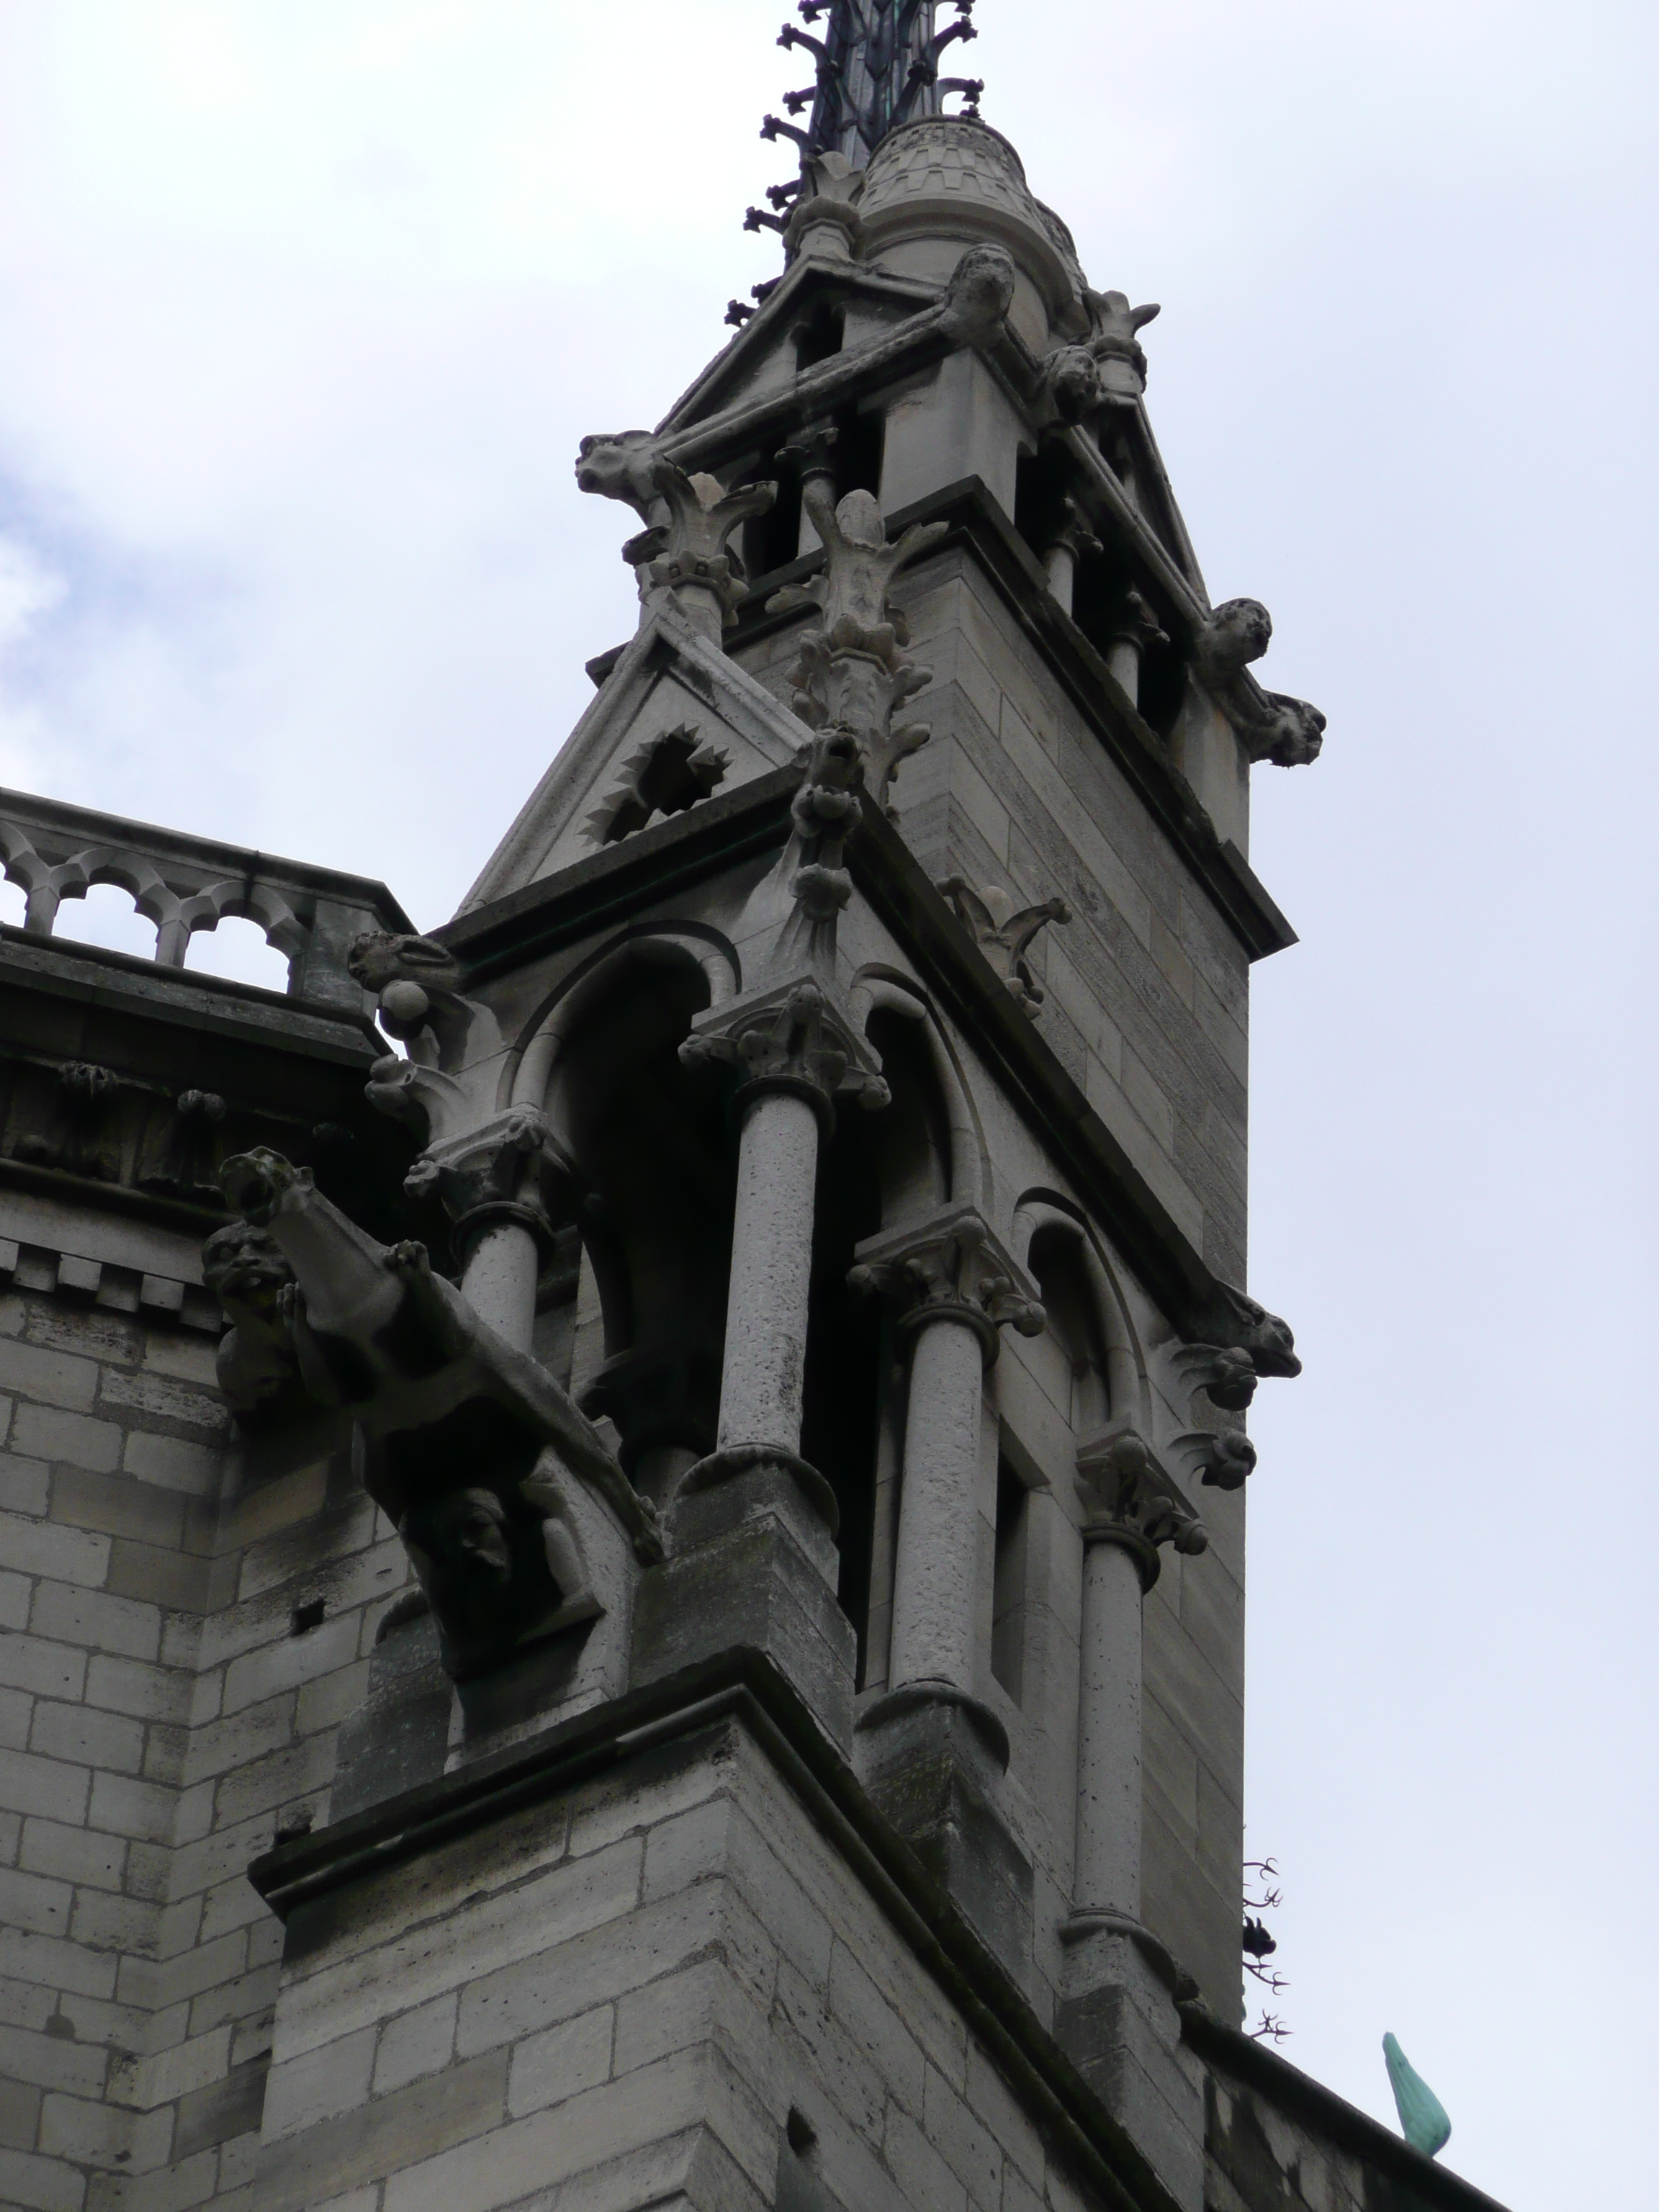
[1,4,1654,2206]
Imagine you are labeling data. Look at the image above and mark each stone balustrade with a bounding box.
[0,786,411,1010]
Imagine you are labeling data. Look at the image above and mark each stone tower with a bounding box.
[0,10,1506,2212]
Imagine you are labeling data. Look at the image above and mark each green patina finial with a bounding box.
[1383,2032,1452,2159]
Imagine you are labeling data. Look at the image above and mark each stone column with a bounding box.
[1042,497,1101,621]
[1059,1424,1211,2212]
[631,978,889,1750]
[716,1084,821,1452]
[1105,589,1169,711]
[852,1203,1044,1721]
[848,1204,1044,1977]
[403,1109,565,1354]
[781,418,840,558]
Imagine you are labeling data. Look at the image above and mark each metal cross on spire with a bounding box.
[762,1,981,176]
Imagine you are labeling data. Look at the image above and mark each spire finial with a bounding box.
[764,1,981,186]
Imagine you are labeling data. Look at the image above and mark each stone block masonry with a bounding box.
[251,1694,1170,2212]
[0,1280,415,2212]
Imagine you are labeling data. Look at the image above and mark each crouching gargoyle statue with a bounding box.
[215,1148,660,1680]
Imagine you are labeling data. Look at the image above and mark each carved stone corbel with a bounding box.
[849,1202,1045,1367]
[935,876,1071,1016]
[1076,1425,1209,1591]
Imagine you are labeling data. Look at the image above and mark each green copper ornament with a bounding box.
[1382,2033,1451,2159]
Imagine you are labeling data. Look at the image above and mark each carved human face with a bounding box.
[433,1488,514,1588]
[201,1223,292,1321]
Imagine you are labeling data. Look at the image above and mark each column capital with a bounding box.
[403,1107,575,1265]
[680,977,889,1130]
[1076,1424,1208,1592]
[849,1202,1044,1367]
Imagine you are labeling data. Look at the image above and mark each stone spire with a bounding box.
[763,0,982,174]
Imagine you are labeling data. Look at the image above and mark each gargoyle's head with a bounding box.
[219,1148,311,1228]
[1198,598,1273,679]
[574,431,660,517]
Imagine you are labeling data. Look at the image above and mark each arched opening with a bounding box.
[185,915,292,993]
[1025,1220,1111,1433]
[544,957,735,1506]
[51,881,157,961]
[0,878,24,930]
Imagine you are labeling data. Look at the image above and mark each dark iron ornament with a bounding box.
[745,0,983,249]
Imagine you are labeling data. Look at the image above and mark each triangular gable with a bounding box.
[656,258,940,437]
[1120,402,1208,602]
[458,609,810,913]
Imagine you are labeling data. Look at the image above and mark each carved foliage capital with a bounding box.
[849,1204,1044,1365]
[403,1107,574,1257]
[680,979,889,1120]
[1076,1424,1208,1588]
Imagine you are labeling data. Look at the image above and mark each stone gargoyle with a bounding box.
[215,1148,660,1680]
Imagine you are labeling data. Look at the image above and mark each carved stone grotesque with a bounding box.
[1194,598,1274,685]
[768,485,948,814]
[935,877,1071,1016]
[1202,1284,1302,1378]
[1177,1342,1260,1413]
[140,1089,226,1202]
[215,1148,657,1678]
[1256,693,1326,768]
[575,435,775,637]
[1076,1427,1208,1589]
[200,1218,305,1425]
[938,243,1017,346]
[1190,600,1325,769]
[1174,1428,1259,1492]
[16,1062,120,1181]
[346,930,466,1043]
[1043,291,1160,421]
[397,1473,598,1681]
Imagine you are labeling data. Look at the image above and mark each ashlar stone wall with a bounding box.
[0,1273,410,2212]
[256,1711,1132,2212]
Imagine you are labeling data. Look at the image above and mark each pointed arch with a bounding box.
[848,964,989,1211]
[1012,1189,1151,1435]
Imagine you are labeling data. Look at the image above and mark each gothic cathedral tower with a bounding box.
[0,10,1501,2212]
